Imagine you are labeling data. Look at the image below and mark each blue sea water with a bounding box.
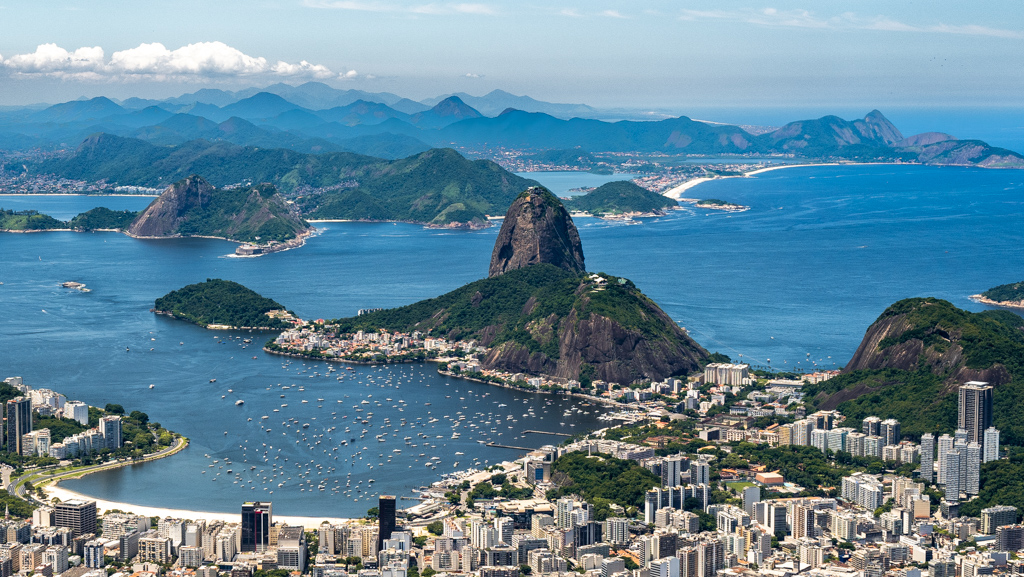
[2,164,1023,516]
[514,172,640,196]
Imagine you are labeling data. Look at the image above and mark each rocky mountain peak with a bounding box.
[127,175,215,237]
[488,187,585,278]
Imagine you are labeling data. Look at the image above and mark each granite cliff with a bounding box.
[128,175,311,243]
[489,187,585,278]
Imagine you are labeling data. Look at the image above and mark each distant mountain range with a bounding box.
[1,83,1020,168]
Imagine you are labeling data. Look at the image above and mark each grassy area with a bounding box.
[726,481,756,492]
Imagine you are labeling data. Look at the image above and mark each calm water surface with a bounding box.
[3,164,1023,516]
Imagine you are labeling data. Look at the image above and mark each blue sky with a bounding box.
[0,0,1021,111]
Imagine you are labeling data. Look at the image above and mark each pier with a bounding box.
[485,442,536,451]
[523,430,573,437]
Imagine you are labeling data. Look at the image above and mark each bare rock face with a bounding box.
[488,187,585,278]
[128,175,215,237]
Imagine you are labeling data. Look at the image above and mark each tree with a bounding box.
[519,565,533,575]
[129,410,149,426]
[105,404,125,414]
[426,521,444,535]
[366,507,379,519]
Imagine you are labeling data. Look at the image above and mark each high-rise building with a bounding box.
[6,397,31,455]
[936,434,955,484]
[378,495,396,551]
[862,416,881,437]
[689,461,709,487]
[276,526,307,573]
[64,401,89,426]
[741,486,760,518]
[604,518,630,546]
[943,451,962,503]
[983,427,1000,463]
[920,433,935,482]
[663,455,687,487]
[981,506,1018,534]
[240,502,272,553]
[959,382,993,445]
[880,419,901,446]
[966,442,981,495]
[98,416,122,450]
[54,500,97,538]
[650,556,680,577]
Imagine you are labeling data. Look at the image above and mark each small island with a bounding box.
[678,197,751,212]
[971,280,1024,309]
[154,279,297,330]
[563,180,678,218]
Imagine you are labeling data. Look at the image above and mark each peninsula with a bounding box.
[154,279,297,330]
[268,187,708,384]
[971,280,1024,309]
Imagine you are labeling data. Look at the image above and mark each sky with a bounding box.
[0,0,1022,115]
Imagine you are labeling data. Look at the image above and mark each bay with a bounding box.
[2,164,1023,517]
[515,171,640,196]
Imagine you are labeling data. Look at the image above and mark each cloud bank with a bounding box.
[0,42,356,80]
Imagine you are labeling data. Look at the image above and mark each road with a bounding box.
[8,436,188,504]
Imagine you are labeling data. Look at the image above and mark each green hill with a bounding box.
[68,207,140,230]
[0,209,66,231]
[331,264,707,384]
[564,181,677,216]
[155,279,290,329]
[301,148,538,225]
[805,298,1024,444]
[36,134,539,225]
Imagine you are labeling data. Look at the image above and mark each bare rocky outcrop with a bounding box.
[128,175,215,237]
[488,187,585,278]
[842,298,1015,388]
[127,174,311,243]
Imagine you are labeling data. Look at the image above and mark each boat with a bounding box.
[236,400,244,406]
[210,379,217,383]
[149,384,155,389]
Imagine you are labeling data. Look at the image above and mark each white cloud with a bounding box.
[600,9,627,19]
[464,72,481,78]
[0,41,344,80]
[678,8,1024,39]
[304,0,497,15]
[2,43,105,77]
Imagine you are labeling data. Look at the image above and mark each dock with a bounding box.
[523,430,573,437]
[485,442,536,451]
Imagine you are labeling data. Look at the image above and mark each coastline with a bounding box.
[43,482,352,528]
[968,294,1024,309]
[661,162,905,199]
[0,193,159,198]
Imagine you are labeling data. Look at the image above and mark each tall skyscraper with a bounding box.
[241,502,272,552]
[99,416,122,450]
[6,397,31,454]
[959,382,993,445]
[983,427,1000,463]
[943,451,962,503]
[663,455,687,487]
[378,495,396,550]
[966,443,981,496]
[742,486,760,518]
[920,433,935,483]
[936,434,955,484]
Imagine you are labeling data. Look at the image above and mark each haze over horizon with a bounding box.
[1,0,1022,114]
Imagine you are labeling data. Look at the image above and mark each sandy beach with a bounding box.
[661,162,901,199]
[44,481,352,528]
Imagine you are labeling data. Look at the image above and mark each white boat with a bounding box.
[236,400,244,406]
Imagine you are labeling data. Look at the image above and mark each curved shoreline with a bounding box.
[661,162,906,199]
[969,294,1024,309]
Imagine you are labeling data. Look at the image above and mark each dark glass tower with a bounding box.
[378,495,397,550]
[241,501,272,552]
